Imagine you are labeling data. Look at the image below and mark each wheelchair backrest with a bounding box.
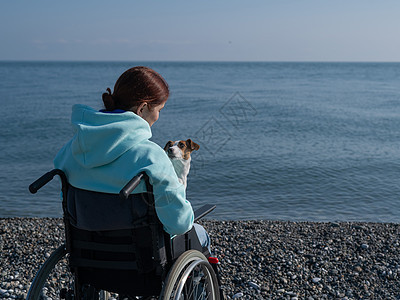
[66,185,152,231]
[63,181,170,295]
[65,183,169,267]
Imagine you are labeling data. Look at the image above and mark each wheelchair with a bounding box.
[27,169,223,300]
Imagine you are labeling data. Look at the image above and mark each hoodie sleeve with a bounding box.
[143,147,194,236]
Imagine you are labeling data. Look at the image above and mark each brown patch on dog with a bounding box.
[182,139,200,160]
[164,140,174,151]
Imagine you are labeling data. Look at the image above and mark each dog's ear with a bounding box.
[164,141,173,151]
[186,139,200,151]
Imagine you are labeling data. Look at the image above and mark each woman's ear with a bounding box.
[135,102,148,116]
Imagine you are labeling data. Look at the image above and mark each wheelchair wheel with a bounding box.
[160,250,220,300]
[26,244,70,299]
[26,244,112,300]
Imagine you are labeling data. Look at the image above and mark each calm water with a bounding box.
[1,61,400,222]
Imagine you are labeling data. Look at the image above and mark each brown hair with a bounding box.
[102,66,169,111]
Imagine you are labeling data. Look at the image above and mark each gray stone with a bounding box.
[361,243,369,250]
[248,281,260,290]
[232,292,244,299]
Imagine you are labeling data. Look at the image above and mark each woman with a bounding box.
[54,66,209,247]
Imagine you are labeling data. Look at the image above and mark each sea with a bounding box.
[1,61,400,222]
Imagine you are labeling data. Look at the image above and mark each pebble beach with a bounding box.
[1,218,400,299]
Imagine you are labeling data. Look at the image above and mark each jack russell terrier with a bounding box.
[164,139,200,188]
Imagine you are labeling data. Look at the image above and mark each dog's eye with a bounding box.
[178,142,185,148]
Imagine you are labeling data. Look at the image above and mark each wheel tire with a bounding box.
[27,244,110,300]
[26,244,68,300]
[160,250,220,300]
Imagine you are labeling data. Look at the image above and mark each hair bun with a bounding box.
[102,88,115,111]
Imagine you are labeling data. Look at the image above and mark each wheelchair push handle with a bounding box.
[29,169,67,194]
[119,173,145,200]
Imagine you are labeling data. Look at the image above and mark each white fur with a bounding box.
[170,157,191,188]
[168,142,184,159]
[167,141,191,188]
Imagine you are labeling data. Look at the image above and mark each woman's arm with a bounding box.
[143,145,194,235]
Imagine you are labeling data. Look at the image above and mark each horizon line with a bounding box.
[1,59,400,64]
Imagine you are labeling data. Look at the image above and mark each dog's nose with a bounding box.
[167,148,173,154]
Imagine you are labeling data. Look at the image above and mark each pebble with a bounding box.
[361,243,369,249]
[232,292,244,298]
[248,281,260,290]
[2,218,400,299]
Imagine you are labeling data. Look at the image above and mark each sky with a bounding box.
[1,0,400,62]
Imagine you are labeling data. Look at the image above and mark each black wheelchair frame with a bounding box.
[27,169,223,299]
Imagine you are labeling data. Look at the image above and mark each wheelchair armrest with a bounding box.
[194,204,216,221]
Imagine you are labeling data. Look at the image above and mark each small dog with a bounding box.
[164,139,200,188]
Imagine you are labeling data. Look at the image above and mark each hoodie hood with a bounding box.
[70,104,151,168]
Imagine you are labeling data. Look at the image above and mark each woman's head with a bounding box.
[102,66,169,126]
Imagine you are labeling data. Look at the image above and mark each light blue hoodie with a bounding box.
[54,104,194,235]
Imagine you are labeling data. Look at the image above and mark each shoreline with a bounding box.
[1,218,400,299]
